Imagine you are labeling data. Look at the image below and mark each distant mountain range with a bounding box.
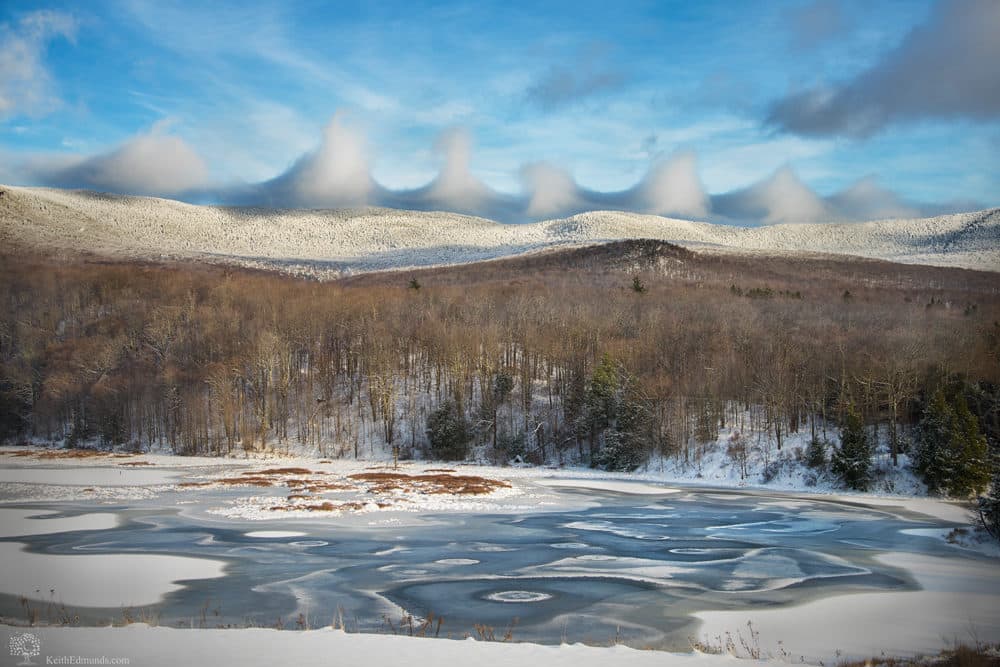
[2,185,997,277]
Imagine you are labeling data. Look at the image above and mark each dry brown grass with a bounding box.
[174,468,511,514]
[217,476,274,487]
[247,467,315,476]
[348,471,511,495]
[177,468,331,490]
[283,477,353,493]
[10,449,139,460]
[177,476,274,488]
[268,501,367,512]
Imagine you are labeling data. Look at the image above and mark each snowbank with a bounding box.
[15,625,759,667]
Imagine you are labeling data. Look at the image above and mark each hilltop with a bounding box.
[1,185,997,277]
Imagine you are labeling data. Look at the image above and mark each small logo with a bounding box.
[8,632,41,666]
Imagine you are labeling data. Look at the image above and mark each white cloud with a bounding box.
[286,113,373,207]
[522,162,581,218]
[14,114,958,225]
[0,10,77,119]
[424,127,494,211]
[26,123,209,195]
[828,176,919,219]
[712,166,834,224]
[638,151,709,218]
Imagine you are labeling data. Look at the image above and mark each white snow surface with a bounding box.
[11,625,754,667]
[695,552,1000,662]
[2,185,997,274]
[0,508,118,538]
[0,542,227,607]
[244,530,307,539]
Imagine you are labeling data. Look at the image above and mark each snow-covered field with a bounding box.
[2,185,997,275]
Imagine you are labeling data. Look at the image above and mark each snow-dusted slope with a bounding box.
[1,185,997,275]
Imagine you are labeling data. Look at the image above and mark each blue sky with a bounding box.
[1,0,997,222]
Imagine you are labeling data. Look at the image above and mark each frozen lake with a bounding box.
[0,462,998,661]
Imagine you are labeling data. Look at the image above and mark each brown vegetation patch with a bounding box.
[217,476,273,487]
[349,472,408,482]
[7,449,143,461]
[37,449,125,460]
[268,501,366,513]
[243,467,314,476]
[118,461,153,466]
[348,471,511,496]
[424,468,456,473]
[178,470,353,493]
[301,481,353,493]
[179,477,273,488]
[282,478,352,492]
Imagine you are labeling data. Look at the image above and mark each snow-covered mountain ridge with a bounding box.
[2,185,997,275]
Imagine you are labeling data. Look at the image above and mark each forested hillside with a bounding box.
[1,246,998,496]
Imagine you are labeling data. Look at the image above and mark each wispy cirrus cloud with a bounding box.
[0,10,77,119]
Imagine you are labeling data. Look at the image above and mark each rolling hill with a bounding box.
[1,185,997,277]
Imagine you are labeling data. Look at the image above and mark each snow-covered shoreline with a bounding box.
[0,445,975,524]
[0,445,974,525]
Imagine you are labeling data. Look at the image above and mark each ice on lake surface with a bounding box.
[0,476,997,656]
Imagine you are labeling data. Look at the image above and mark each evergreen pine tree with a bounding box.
[805,437,826,468]
[831,406,872,490]
[949,395,990,496]
[585,354,621,440]
[916,389,953,493]
[978,467,1000,540]
[426,400,471,461]
[916,389,990,497]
